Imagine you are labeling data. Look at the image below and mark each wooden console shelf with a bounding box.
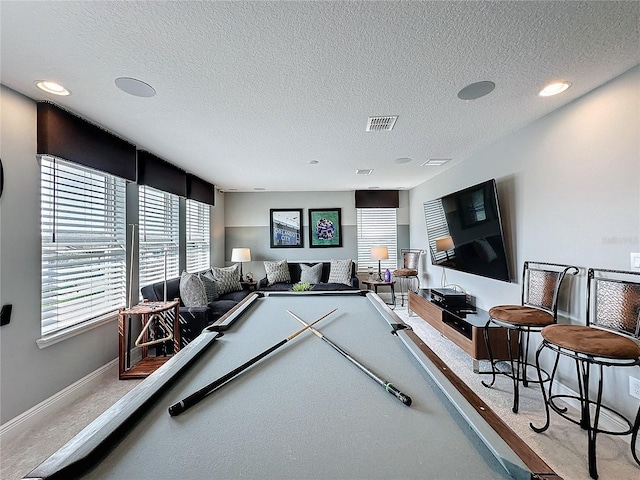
[408,289,517,372]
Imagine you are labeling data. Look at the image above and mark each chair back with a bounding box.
[587,268,640,340]
[401,249,422,269]
[522,261,579,319]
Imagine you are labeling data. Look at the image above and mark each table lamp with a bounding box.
[435,236,454,260]
[370,246,389,281]
[231,248,251,281]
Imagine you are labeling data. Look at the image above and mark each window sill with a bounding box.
[36,312,118,349]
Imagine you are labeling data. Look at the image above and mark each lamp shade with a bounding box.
[231,248,251,263]
[370,246,389,261]
[435,236,454,252]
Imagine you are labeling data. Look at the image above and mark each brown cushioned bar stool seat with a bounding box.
[482,261,579,414]
[542,324,640,359]
[530,268,640,479]
[489,305,554,327]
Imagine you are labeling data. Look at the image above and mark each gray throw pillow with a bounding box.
[180,271,207,307]
[199,271,219,302]
[300,263,323,284]
[264,260,291,285]
[328,259,353,286]
[209,264,243,295]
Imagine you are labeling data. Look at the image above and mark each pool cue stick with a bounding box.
[286,310,412,406]
[168,308,338,416]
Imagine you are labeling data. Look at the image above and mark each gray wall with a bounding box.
[223,190,410,280]
[0,87,121,423]
[409,65,640,421]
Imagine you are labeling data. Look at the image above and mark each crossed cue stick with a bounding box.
[286,310,412,406]
[168,307,411,417]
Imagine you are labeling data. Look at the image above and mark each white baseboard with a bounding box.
[0,358,118,445]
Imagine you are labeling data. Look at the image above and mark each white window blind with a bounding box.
[423,199,451,262]
[186,199,210,272]
[40,156,127,335]
[356,208,398,272]
[139,185,180,292]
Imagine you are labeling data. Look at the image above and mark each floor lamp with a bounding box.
[435,236,454,287]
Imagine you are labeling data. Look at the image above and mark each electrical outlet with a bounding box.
[630,376,640,400]
[631,252,640,271]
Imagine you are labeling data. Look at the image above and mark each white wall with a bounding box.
[409,65,640,420]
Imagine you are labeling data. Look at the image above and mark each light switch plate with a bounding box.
[631,252,640,270]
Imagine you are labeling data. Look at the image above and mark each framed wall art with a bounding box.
[270,209,303,248]
[308,208,342,248]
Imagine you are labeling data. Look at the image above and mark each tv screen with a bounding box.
[423,179,511,282]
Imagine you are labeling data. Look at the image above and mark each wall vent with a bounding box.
[366,116,398,131]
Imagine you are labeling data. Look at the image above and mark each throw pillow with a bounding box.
[300,263,323,284]
[180,271,207,307]
[209,264,243,295]
[264,260,291,285]
[328,259,353,286]
[199,271,219,302]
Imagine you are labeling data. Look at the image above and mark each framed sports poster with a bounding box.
[308,208,342,248]
[270,209,303,248]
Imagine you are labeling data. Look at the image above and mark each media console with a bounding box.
[408,289,517,372]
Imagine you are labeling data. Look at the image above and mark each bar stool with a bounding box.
[530,268,640,479]
[482,261,579,413]
[392,249,422,307]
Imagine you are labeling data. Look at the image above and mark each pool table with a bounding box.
[25,291,557,480]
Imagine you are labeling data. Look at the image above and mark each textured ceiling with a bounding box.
[1,1,638,192]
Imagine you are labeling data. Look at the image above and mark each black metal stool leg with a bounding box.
[631,403,640,466]
[530,342,551,433]
[509,328,521,413]
[482,319,498,388]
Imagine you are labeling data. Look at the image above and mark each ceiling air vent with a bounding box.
[366,116,398,131]
[355,169,373,175]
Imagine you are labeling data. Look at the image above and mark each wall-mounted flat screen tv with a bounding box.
[423,179,511,282]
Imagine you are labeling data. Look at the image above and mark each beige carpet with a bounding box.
[1,306,638,480]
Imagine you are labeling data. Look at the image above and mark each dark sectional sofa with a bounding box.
[258,261,359,291]
[140,274,253,346]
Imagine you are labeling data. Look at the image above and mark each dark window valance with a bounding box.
[355,190,399,208]
[187,174,215,206]
[37,102,137,182]
[137,151,187,197]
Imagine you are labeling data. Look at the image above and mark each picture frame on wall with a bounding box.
[270,209,303,248]
[309,208,342,248]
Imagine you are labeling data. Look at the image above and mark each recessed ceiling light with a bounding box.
[254,187,266,191]
[539,81,572,97]
[34,80,71,96]
[421,158,451,166]
[115,77,156,97]
[368,186,380,189]
[457,81,495,100]
[394,157,412,164]
[355,169,373,175]
[308,160,319,164]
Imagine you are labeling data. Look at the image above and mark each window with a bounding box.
[139,185,179,293]
[41,156,126,335]
[356,208,398,272]
[186,199,210,272]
